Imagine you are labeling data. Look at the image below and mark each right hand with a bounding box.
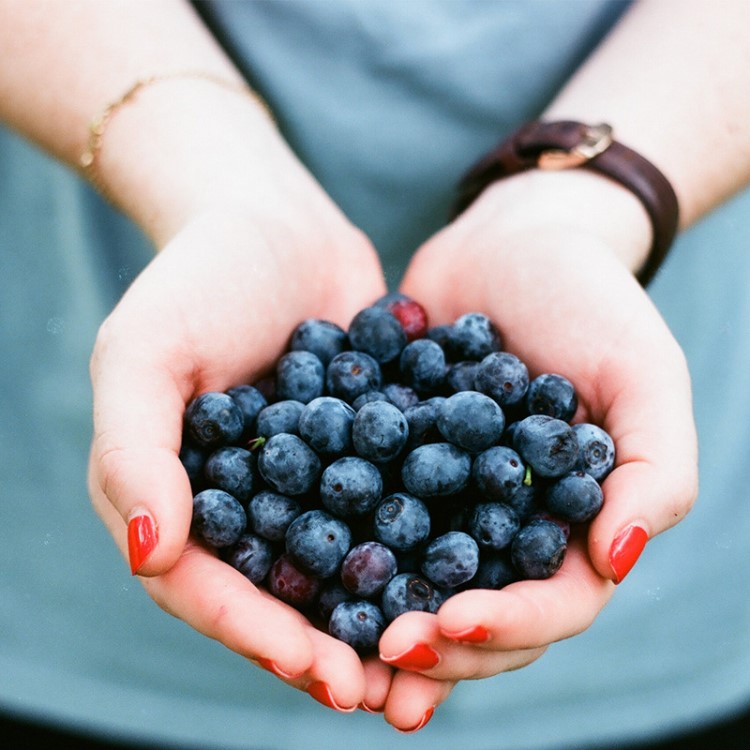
[87,168,391,712]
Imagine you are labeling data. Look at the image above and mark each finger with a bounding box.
[436,537,613,652]
[88,340,194,576]
[383,670,455,734]
[359,656,394,714]
[297,628,369,713]
[379,611,546,681]
[140,543,316,679]
[585,336,699,583]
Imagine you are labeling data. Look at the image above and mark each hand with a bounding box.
[87,193,392,712]
[376,170,699,728]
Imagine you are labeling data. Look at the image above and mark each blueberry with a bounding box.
[505,480,541,520]
[285,509,352,578]
[401,442,472,498]
[527,511,571,541]
[373,492,431,552]
[298,396,355,456]
[426,324,455,351]
[247,489,302,542]
[467,502,521,551]
[421,531,480,588]
[403,397,446,449]
[511,519,567,579]
[447,312,502,361]
[352,400,409,463]
[317,580,355,621]
[347,306,407,364]
[326,350,382,403]
[275,350,325,404]
[381,572,447,622]
[471,445,526,504]
[256,399,304,437]
[185,392,244,448]
[501,419,522,448]
[513,414,580,478]
[226,384,268,439]
[258,432,321,496]
[253,375,277,403]
[329,600,386,652]
[319,456,383,518]
[464,553,517,590]
[191,488,247,548]
[399,338,446,393]
[546,470,604,523]
[526,373,578,422]
[437,390,505,453]
[573,423,616,481]
[223,532,274,584]
[445,361,479,393]
[352,390,388,411]
[474,352,530,408]
[290,319,348,366]
[267,553,321,610]
[179,439,208,489]
[340,541,398,597]
[374,293,429,342]
[204,446,256,503]
[382,382,420,412]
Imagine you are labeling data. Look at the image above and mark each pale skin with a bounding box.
[2,0,749,734]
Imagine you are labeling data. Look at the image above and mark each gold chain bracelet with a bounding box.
[79,71,274,201]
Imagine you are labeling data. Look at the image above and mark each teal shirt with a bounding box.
[2,2,750,748]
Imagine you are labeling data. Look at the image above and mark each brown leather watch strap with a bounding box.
[453,120,680,286]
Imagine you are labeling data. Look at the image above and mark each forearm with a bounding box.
[0,0,243,164]
[544,0,750,228]
[0,0,309,245]
[471,0,750,277]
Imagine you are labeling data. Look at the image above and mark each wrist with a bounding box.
[85,75,322,247]
[460,168,653,276]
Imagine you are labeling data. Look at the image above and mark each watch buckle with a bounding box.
[537,123,613,170]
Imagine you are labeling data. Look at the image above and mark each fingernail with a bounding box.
[359,701,384,714]
[610,524,648,583]
[441,624,491,644]
[257,658,304,681]
[397,706,435,734]
[127,513,158,575]
[380,643,441,671]
[306,681,357,713]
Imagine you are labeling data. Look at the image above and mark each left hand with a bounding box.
[376,172,699,730]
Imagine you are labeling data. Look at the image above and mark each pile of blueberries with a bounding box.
[180,295,615,653]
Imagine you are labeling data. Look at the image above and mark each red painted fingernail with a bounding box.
[380,643,441,670]
[610,524,648,583]
[441,624,491,644]
[398,705,435,734]
[257,658,304,681]
[307,681,357,713]
[127,514,157,575]
[359,701,384,714]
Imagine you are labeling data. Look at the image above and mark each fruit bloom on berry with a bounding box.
[329,600,386,652]
[401,442,471,497]
[258,433,321,496]
[185,392,244,448]
[192,488,247,548]
[285,509,352,578]
[513,414,580,478]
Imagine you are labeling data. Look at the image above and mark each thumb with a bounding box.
[586,344,699,584]
[88,337,193,577]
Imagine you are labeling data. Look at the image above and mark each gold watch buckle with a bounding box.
[537,123,614,170]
